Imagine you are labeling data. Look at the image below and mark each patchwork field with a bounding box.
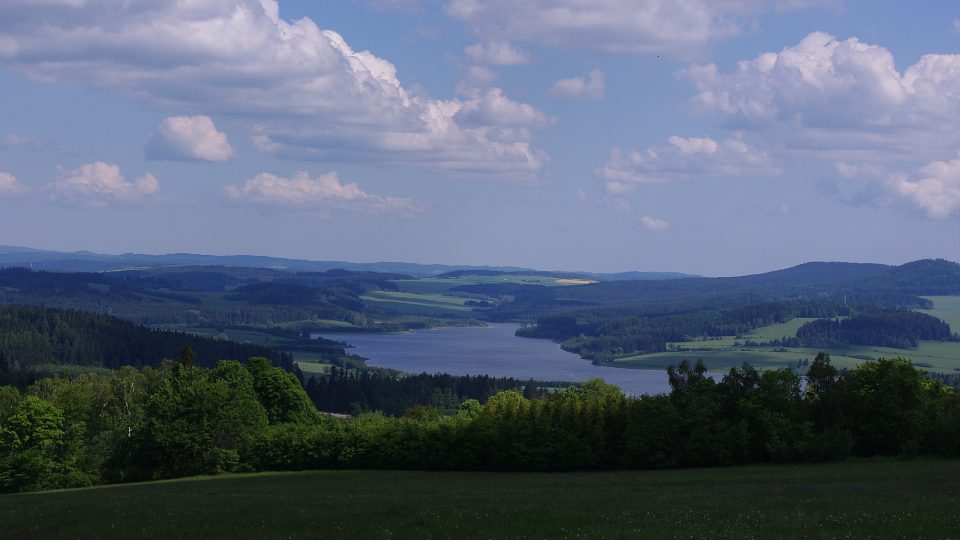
[394,274,594,295]
[361,290,474,315]
[616,296,960,373]
[3,459,958,539]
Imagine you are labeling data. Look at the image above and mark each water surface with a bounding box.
[316,323,670,396]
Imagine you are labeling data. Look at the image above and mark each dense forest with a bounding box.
[0,305,339,376]
[0,267,409,327]
[1,354,958,493]
[306,368,555,416]
[796,311,957,349]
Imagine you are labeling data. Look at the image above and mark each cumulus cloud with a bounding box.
[146,116,234,162]
[225,171,424,216]
[445,0,833,57]
[549,69,605,100]
[681,32,960,160]
[889,156,960,219]
[0,172,27,195]
[832,157,960,219]
[465,41,530,65]
[48,162,159,207]
[455,87,552,128]
[639,216,670,231]
[598,135,780,184]
[0,0,546,179]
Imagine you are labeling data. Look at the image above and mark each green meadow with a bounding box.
[919,296,960,333]
[616,296,960,373]
[3,459,957,539]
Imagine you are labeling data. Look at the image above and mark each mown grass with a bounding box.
[2,459,958,539]
[919,295,960,335]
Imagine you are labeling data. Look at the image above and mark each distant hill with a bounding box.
[436,269,700,281]
[862,259,960,295]
[0,245,534,277]
[0,304,301,375]
[476,259,960,320]
[0,245,698,280]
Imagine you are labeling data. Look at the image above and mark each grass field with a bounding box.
[920,296,960,334]
[361,290,474,315]
[3,459,958,538]
[617,297,960,373]
[394,275,591,295]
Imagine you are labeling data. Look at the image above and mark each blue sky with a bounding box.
[0,0,958,276]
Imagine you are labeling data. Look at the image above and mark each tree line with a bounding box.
[795,310,957,349]
[2,353,959,493]
[305,368,554,416]
[0,305,304,376]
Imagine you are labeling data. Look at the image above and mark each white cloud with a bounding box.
[681,32,960,161]
[832,157,960,219]
[889,156,960,219]
[146,116,234,162]
[598,135,780,184]
[0,0,547,179]
[48,162,159,207]
[639,216,670,231]
[548,69,605,100]
[465,41,530,65]
[0,172,27,195]
[463,65,498,86]
[446,0,833,57]
[225,171,424,216]
[954,18,960,32]
[455,87,552,128]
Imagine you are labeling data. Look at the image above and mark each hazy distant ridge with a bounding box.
[0,245,698,280]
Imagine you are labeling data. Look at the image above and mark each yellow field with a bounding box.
[555,279,597,285]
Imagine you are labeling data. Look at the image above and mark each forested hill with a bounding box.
[0,266,408,327]
[0,305,306,377]
[0,245,533,277]
[475,259,960,319]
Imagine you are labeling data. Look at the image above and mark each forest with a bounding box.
[0,305,353,385]
[2,353,959,493]
[305,368,555,416]
[795,310,957,349]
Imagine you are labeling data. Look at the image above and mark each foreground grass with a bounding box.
[3,459,959,539]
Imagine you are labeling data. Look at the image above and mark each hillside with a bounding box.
[0,245,535,277]
[0,305,323,377]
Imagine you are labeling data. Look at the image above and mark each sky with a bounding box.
[0,0,958,276]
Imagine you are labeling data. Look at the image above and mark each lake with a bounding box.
[315,323,671,396]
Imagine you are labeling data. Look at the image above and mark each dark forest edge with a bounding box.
[2,352,959,493]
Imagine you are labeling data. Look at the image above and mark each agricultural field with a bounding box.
[616,296,960,373]
[394,274,594,295]
[919,296,960,334]
[360,290,474,315]
[3,459,958,539]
